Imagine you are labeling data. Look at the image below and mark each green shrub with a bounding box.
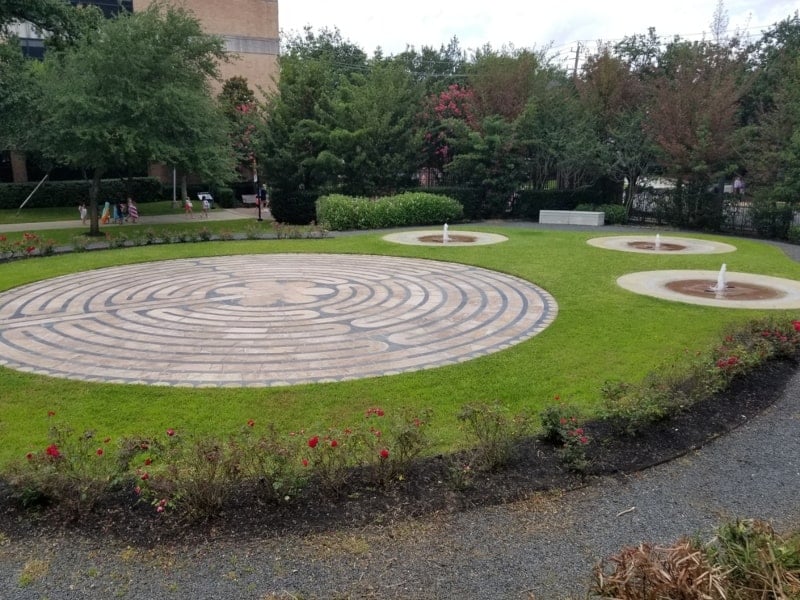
[316,192,463,230]
[213,186,235,208]
[574,203,627,224]
[601,317,800,436]
[539,399,582,445]
[269,189,318,225]
[750,199,794,239]
[708,519,800,598]
[7,420,126,514]
[788,225,800,245]
[457,402,531,471]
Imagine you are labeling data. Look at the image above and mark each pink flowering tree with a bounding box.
[418,84,478,183]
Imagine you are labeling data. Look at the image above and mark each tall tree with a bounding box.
[467,49,544,122]
[645,40,745,185]
[35,1,235,234]
[320,60,423,196]
[577,48,657,212]
[218,76,261,181]
[259,27,367,222]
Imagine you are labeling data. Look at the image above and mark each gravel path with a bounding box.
[1,229,799,599]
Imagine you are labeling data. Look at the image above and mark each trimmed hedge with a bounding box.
[270,189,319,225]
[575,203,628,225]
[0,178,163,209]
[316,192,464,231]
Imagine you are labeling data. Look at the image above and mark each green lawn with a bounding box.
[0,224,797,467]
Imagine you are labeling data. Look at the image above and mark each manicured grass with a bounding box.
[1,225,797,467]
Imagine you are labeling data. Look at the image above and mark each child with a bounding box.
[78,203,87,225]
[201,197,210,218]
[127,198,139,223]
[184,197,194,218]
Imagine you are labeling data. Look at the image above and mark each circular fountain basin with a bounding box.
[617,270,800,308]
[588,236,736,254]
[383,230,508,246]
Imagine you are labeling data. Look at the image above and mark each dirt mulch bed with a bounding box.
[0,359,794,547]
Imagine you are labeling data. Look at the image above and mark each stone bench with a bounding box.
[241,194,258,206]
[539,210,605,226]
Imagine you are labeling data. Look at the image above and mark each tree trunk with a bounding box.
[181,174,188,202]
[88,167,105,236]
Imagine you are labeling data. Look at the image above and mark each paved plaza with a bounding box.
[0,254,557,387]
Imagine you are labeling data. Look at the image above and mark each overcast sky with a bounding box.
[279,0,798,63]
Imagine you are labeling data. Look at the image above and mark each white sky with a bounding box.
[279,0,798,63]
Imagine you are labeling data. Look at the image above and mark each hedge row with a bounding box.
[0,178,163,209]
[316,192,464,231]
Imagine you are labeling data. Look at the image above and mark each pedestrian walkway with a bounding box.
[0,206,260,233]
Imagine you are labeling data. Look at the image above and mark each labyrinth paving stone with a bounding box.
[0,254,557,387]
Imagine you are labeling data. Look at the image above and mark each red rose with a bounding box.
[45,444,60,459]
[247,419,255,427]
[166,428,175,437]
[379,448,389,460]
[308,436,319,448]
[96,448,104,456]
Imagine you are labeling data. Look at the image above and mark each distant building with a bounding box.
[3,0,279,183]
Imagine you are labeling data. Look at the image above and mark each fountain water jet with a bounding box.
[710,264,728,295]
[655,234,661,250]
[443,223,449,244]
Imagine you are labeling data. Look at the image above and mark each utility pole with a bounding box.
[573,42,581,79]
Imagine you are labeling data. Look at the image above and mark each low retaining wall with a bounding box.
[539,210,605,226]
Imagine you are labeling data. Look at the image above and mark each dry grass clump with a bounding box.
[592,519,800,599]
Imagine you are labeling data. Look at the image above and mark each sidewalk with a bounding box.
[0,206,262,233]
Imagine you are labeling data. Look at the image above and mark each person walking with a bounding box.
[184,196,194,219]
[127,198,139,223]
[201,196,210,218]
[78,203,87,225]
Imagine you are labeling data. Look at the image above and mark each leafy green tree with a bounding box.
[741,46,800,203]
[0,42,39,152]
[259,27,368,222]
[321,60,424,196]
[515,82,604,191]
[35,1,235,234]
[392,36,467,94]
[0,0,102,160]
[446,115,527,216]
[0,0,102,40]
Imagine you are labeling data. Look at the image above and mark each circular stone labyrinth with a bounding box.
[0,254,556,387]
[587,235,736,254]
[617,270,800,309]
[383,230,508,246]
